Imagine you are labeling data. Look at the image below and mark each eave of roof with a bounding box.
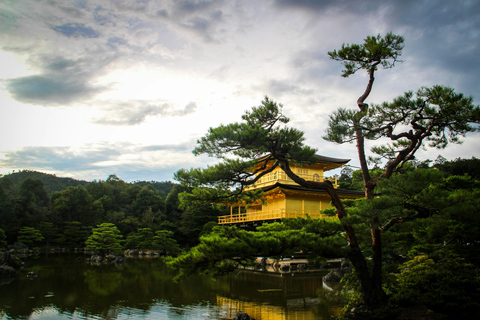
[256,154,350,165]
[261,182,365,197]
[314,154,350,164]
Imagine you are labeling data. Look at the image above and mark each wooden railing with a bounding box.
[244,171,338,191]
[218,209,331,224]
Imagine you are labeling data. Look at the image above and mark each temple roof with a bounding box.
[261,182,364,197]
[314,154,350,164]
[254,153,350,171]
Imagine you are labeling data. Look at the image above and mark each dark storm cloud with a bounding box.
[52,22,100,38]
[2,50,117,106]
[4,74,104,105]
[94,101,197,126]
[276,0,480,98]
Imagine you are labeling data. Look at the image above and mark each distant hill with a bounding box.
[0,170,89,195]
[0,170,177,198]
[134,180,177,199]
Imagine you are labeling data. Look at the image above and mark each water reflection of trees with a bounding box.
[218,270,344,320]
[0,255,222,319]
[0,255,342,319]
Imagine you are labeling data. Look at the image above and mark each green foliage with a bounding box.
[324,86,480,159]
[393,256,480,318]
[328,32,404,77]
[132,185,165,217]
[344,168,480,266]
[435,157,480,180]
[152,230,180,255]
[0,170,88,194]
[17,226,44,247]
[86,223,123,254]
[125,228,154,249]
[133,180,176,199]
[51,185,99,226]
[58,221,91,248]
[170,218,347,278]
[177,204,227,247]
[38,221,58,246]
[175,97,317,205]
[0,168,218,250]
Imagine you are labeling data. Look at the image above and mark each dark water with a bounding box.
[0,255,343,320]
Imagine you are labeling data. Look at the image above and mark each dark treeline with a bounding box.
[0,171,227,251]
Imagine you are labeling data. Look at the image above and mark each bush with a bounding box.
[393,255,480,318]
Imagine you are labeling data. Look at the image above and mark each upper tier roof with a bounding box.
[314,154,350,164]
[254,153,350,172]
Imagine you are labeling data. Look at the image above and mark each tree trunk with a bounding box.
[279,160,387,308]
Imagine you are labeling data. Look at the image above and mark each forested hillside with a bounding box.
[0,170,177,197]
[0,171,226,249]
[0,170,88,194]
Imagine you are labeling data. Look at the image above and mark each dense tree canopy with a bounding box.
[0,172,220,252]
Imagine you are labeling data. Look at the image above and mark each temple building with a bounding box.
[218,154,364,226]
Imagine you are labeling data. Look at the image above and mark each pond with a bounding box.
[0,254,344,320]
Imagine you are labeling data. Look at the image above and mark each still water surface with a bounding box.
[0,255,343,320]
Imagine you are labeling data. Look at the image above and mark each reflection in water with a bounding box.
[0,255,343,319]
[84,269,123,296]
[218,270,343,320]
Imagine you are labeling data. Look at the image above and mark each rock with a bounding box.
[90,255,103,263]
[0,265,16,278]
[129,249,140,256]
[323,268,347,282]
[233,311,255,320]
[106,254,117,261]
[0,250,24,270]
[340,259,350,269]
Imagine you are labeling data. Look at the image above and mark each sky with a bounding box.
[1,0,479,183]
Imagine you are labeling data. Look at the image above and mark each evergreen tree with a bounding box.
[125,227,154,249]
[86,223,123,255]
[17,226,44,248]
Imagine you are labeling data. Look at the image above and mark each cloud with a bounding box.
[0,142,203,182]
[264,79,314,98]
[94,101,197,125]
[4,74,105,105]
[273,0,385,14]
[52,23,100,38]
[2,50,118,106]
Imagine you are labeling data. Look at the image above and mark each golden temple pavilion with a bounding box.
[218,154,364,226]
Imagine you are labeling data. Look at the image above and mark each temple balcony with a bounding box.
[218,208,334,225]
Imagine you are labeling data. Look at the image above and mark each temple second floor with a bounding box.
[218,182,364,225]
[218,154,362,225]
[244,154,350,191]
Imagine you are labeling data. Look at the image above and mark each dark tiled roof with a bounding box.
[314,154,350,164]
[262,182,364,196]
